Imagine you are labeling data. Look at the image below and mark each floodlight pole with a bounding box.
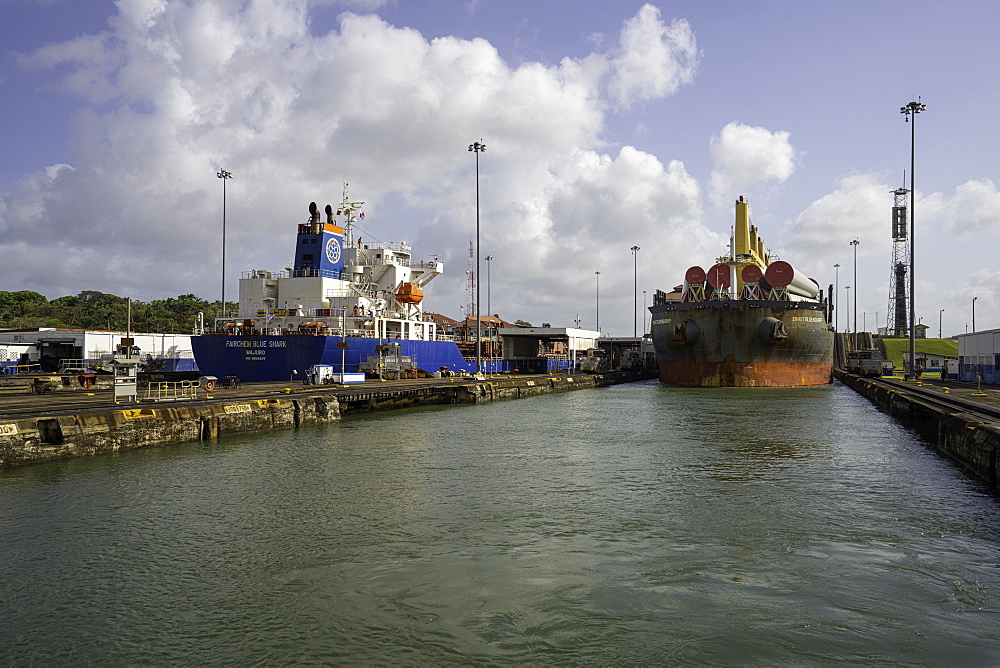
[901,99,926,379]
[631,245,640,337]
[217,169,233,322]
[850,239,859,344]
[468,140,486,375]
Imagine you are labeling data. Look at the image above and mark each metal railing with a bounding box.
[143,380,200,402]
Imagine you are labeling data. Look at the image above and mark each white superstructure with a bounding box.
[214,185,445,342]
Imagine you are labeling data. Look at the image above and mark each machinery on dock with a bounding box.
[579,348,610,373]
[846,349,894,377]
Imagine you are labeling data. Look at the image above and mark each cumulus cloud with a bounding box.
[940,179,1000,236]
[787,173,891,258]
[709,122,797,203]
[0,1,710,333]
[607,4,700,109]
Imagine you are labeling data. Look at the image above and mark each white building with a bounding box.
[956,329,1000,383]
[0,328,196,373]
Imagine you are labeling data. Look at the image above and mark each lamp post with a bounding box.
[901,99,926,379]
[468,140,486,374]
[217,169,233,321]
[834,263,841,331]
[631,245,640,337]
[485,255,493,317]
[595,271,601,332]
[939,308,944,339]
[845,286,851,332]
[973,296,977,333]
[850,239,860,340]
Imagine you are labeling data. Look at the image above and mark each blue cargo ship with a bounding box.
[190,185,477,382]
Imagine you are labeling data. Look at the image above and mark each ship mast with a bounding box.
[339,182,366,249]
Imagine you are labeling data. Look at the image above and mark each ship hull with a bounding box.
[649,300,833,387]
[190,335,475,382]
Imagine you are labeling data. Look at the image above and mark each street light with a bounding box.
[468,140,486,374]
[631,245,640,337]
[973,296,977,333]
[217,169,233,321]
[833,263,841,331]
[849,239,860,340]
[901,98,926,379]
[845,286,851,332]
[595,271,601,332]
[485,255,493,317]
[939,308,944,338]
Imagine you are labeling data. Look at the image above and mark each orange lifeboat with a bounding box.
[395,282,424,304]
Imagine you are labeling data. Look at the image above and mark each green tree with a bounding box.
[0,290,49,323]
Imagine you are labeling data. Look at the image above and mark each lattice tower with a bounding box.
[886,187,910,337]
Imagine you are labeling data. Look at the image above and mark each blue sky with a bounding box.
[2,0,999,336]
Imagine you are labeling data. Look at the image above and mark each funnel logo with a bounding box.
[325,238,341,263]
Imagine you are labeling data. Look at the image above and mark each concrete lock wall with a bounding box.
[0,371,655,468]
[0,395,342,468]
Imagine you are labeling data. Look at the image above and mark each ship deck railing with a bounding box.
[205,326,450,343]
[241,257,440,282]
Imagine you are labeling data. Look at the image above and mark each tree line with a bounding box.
[0,289,535,333]
[0,290,228,334]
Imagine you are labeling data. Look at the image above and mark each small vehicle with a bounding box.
[846,349,893,377]
[579,348,610,373]
[620,349,643,371]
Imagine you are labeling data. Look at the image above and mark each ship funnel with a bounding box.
[325,204,334,224]
[309,201,320,224]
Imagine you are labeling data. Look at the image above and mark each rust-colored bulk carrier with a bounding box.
[649,197,834,387]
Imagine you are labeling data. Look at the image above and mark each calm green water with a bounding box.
[2,380,999,664]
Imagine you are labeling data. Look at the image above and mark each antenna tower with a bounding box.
[886,186,910,337]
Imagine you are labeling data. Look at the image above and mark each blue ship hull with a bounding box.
[190,334,475,382]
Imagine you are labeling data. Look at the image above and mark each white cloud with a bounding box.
[0,1,711,333]
[709,122,797,203]
[607,4,699,109]
[939,179,1000,236]
[787,173,890,259]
